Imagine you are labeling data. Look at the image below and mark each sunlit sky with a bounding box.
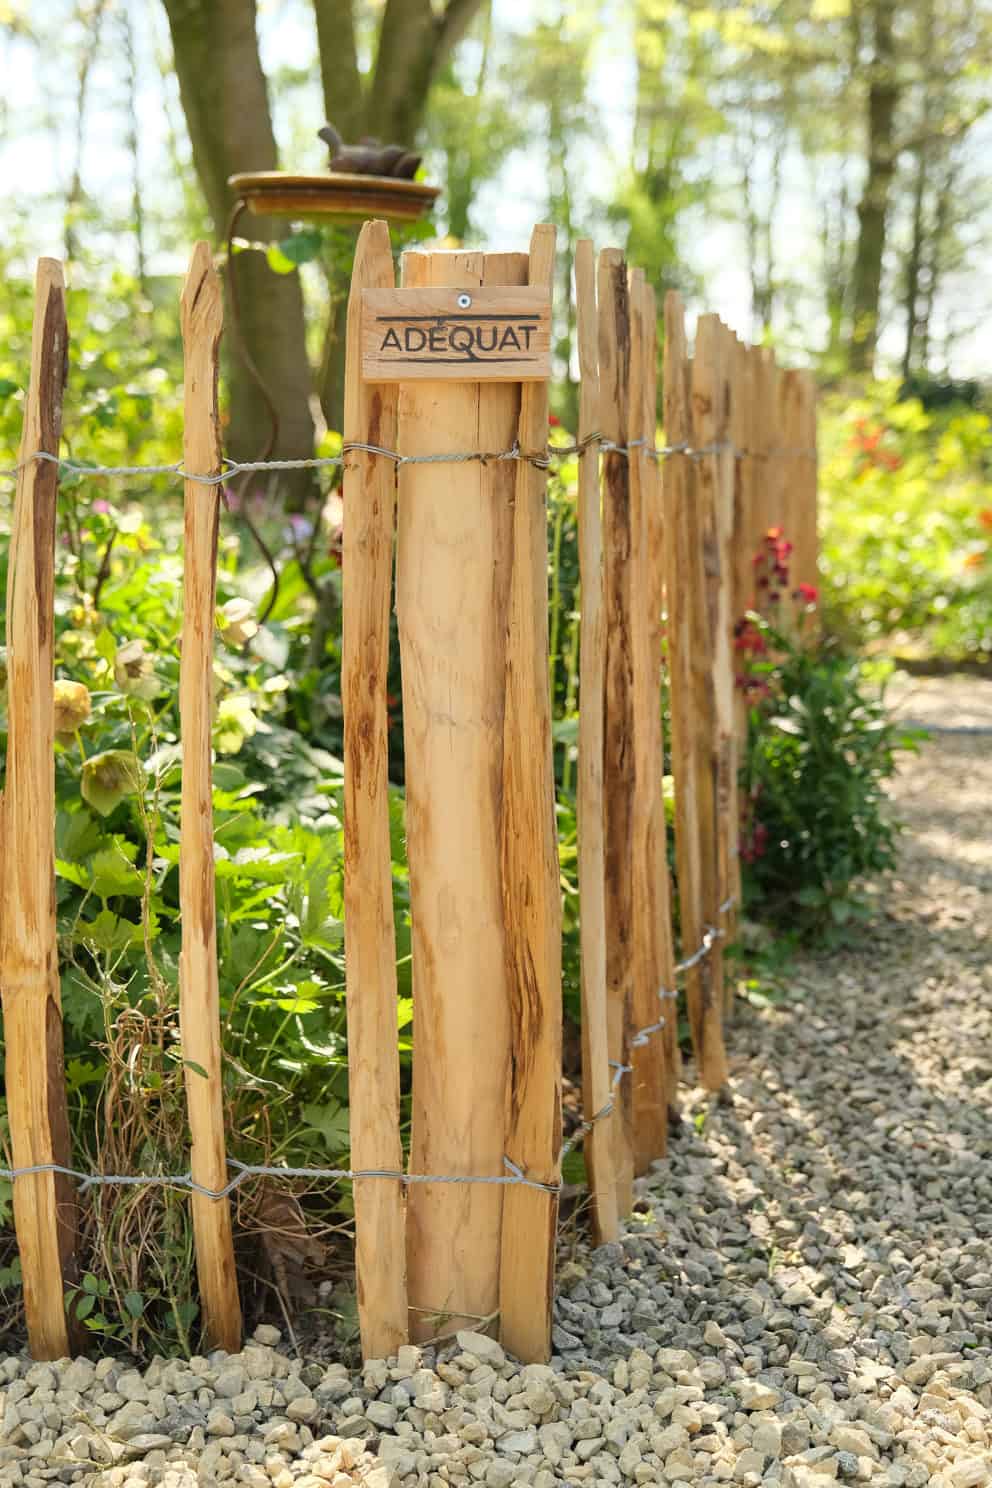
[2,0,989,375]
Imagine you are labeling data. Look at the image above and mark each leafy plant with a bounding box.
[738,603,919,940]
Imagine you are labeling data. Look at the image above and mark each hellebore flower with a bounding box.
[81,749,142,816]
[114,639,161,701]
[53,679,91,742]
[217,597,259,648]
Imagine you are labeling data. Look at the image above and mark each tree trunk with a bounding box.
[849,0,899,374]
[161,0,314,474]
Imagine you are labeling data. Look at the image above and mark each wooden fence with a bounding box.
[0,228,817,1363]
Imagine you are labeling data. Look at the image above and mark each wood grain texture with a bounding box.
[627,268,669,1171]
[796,371,820,607]
[498,223,562,1364]
[362,287,551,382]
[398,247,523,1342]
[573,239,618,1247]
[756,349,779,542]
[640,281,681,1102]
[598,248,635,1215]
[663,294,728,1093]
[0,258,79,1360]
[342,221,408,1361]
[689,317,731,1082]
[178,242,242,1354]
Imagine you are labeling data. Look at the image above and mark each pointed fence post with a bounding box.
[598,247,636,1215]
[663,294,728,1092]
[178,242,242,1354]
[639,280,681,1103]
[398,245,524,1345]
[499,224,562,1364]
[0,258,80,1360]
[574,239,618,1246]
[627,268,669,1169]
[342,220,408,1360]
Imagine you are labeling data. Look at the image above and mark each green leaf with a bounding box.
[75,1293,96,1320]
[302,1100,350,1155]
[124,1290,144,1319]
[88,837,144,897]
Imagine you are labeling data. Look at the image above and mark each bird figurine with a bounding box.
[318,123,421,180]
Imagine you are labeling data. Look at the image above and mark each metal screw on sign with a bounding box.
[457,293,472,309]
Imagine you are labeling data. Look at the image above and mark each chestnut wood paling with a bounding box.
[342,220,408,1360]
[753,348,777,553]
[727,332,748,930]
[663,294,728,1092]
[499,223,562,1364]
[640,280,681,1100]
[0,258,79,1360]
[598,247,636,1216]
[691,316,733,1060]
[627,268,669,1170]
[573,239,619,1246]
[397,246,523,1341]
[178,242,242,1353]
[797,371,820,604]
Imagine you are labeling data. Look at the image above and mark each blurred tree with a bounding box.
[161,0,487,464]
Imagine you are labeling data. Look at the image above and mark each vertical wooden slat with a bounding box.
[691,315,733,1061]
[627,269,669,1170]
[663,294,728,1092]
[0,258,79,1360]
[398,247,522,1341]
[499,224,562,1365]
[754,348,778,551]
[727,333,748,933]
[641,279,681,1109]
[574,240,618,1246]
[598,248,635,1215]
[797,370,820,604]
[342,220,407,1360]
[713,323,740,982]
[179,242,242,1354]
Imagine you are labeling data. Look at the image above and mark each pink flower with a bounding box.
[92,498,111,515]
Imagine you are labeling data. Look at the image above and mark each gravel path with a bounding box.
[1,676,990,1488]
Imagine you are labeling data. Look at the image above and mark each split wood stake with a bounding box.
[663,294,728,1092]
[398,246,522,1341]
[691,316,732,1069]
[753,348,778,552]
[178,242,242,1353]
[342,220,408,1360]
[640,280,681,1101]
[574,239,619,1246]
[627,268,669,1170]
[499,223,562,1364]
[0,258,79,1360]
[598,247,636,1215]
[798,371,820,611]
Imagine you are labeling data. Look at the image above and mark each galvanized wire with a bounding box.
[0,896,737,1194]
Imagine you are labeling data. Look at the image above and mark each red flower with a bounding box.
[978,509,992,532]
[548,413,561,427]
[796,582,819,604]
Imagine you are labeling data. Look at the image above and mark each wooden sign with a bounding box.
[362,287,552,382]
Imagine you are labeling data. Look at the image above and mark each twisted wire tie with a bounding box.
[0,896,738,1192]
[0,440,815,484]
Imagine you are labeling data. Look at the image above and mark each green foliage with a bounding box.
[739,614,919,940]
[820,383,992,660]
